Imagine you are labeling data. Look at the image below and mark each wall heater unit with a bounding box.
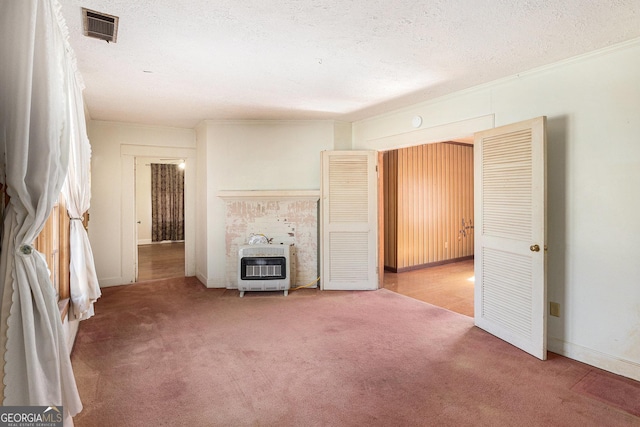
[238,244,294,297]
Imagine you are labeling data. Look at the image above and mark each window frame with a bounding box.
[33,193,71,321]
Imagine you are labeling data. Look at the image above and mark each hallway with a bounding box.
[137,242,185,281]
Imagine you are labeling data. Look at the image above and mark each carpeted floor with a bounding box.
[71,277,640,426]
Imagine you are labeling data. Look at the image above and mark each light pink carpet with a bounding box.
[71,277,640,426]
[572,370,640,418]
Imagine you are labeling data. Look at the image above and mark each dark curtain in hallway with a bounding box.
[151,163,184,242]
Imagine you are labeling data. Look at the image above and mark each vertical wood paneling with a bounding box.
[383,151,397,269]
[417,146,424,264]
[387,142,474,270]
[411,145,418,266]
[428,144,435,264]
[33,194,71,300]
[398,149,405,266]
[436,143,443,262]
[59,195,70,300]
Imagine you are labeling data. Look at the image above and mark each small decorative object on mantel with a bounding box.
[248,233,271,245]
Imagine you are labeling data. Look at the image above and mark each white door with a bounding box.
[321,151,378,290]
[474,116,547,360]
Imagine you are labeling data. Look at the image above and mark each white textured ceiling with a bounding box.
[59,0,640,128]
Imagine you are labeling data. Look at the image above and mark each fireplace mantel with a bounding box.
[218,190,320,201]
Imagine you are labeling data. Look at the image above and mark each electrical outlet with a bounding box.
[550,302,560,317]
[444,241,448,249]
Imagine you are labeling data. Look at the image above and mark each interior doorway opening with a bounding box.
[381,138,475,317]
[135,156,186,282]
[137,241,185,281]
[383,260,474,316]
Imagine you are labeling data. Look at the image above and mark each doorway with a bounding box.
[135,157,186,281]
[381,139,475,317]
[137,242,185,281]
[121,144,196,285]
[383,260,474,316]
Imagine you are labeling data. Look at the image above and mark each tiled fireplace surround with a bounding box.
[218,190,320,289]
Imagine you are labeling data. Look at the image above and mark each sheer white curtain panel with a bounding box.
[61,53,101,322]
[0,0,82,420]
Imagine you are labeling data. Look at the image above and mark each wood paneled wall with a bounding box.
[383,150,398,269]
[383,142,474,271]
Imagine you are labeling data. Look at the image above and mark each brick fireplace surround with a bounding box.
[218,190,320,289]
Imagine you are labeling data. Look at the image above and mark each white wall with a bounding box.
[195,122,209,284]
[198,120,339,287]
[88,121,196,286]
[353,39,640,381]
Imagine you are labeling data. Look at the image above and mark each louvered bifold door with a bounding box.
[474,117,547,360]
[321,151,378,290]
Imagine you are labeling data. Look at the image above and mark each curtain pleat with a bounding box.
[151,164,185,242]
[0,0,82,421]
[61,34,101,322]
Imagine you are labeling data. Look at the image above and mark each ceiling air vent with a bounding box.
[82,8,119,43]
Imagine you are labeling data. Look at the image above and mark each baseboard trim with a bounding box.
[99,277,128,287]
[138,240,185,246]
[196,272,226,288]
[196,272,211,287]
[206,280,225,288]
[548,336,640,382]
[385,255,474,273]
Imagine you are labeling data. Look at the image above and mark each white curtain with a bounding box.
[61,50,101,322]
[0,0,82,420]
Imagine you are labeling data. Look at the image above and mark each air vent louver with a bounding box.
[82,8,119,43]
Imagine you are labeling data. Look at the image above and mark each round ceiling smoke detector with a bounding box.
[411,116,423,128]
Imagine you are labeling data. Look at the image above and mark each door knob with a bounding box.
[530,244,540,252]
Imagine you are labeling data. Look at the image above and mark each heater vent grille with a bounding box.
[245,264,283,279]
[238,244,294,297]
[82,8,119,43]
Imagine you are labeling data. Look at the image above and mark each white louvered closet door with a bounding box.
[474,117,547,360]
[321,151,378,290]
